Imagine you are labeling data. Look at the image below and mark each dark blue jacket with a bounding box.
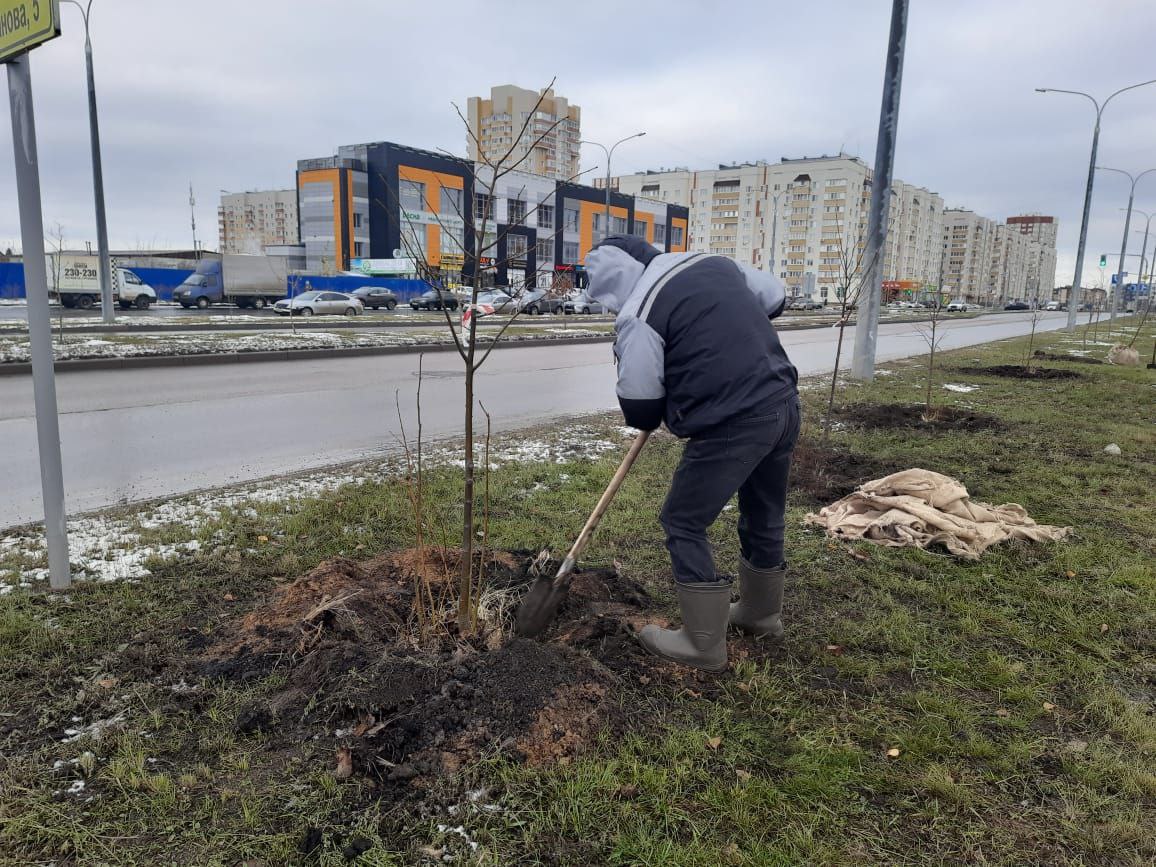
[586,235,798,437]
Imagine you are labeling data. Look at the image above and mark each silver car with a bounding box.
[273,291,364,317]
[563,293,606,315]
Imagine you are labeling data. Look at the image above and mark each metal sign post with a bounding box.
[4,1,70,590]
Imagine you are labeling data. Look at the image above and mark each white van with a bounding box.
[46,253,157,310]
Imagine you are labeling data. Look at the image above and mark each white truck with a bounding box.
[46,253,157,310]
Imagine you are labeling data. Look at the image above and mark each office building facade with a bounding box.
[297,141,687,286]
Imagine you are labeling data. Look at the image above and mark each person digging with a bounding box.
[584,235,801,672]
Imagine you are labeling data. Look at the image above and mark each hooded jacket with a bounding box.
[586,234,796,437]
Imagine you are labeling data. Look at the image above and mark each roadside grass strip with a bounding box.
[0,324,1152,864]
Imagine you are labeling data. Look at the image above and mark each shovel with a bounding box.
[515,430,651,638]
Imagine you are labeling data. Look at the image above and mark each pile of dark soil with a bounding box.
[194,549,674,788]
[829,402,1004,433]
[789,439,904,506]
[1032,350,1103,365]
[960,365,1083,380]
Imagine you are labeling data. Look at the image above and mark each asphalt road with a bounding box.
[0,311,1069,528]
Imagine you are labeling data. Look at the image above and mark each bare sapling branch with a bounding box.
[822,218,872,446]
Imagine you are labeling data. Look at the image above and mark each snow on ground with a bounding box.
[0,422,636,591]
[0,323,616,363]
[943,383,979,393]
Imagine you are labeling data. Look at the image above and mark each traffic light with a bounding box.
[1099,254,1107,268]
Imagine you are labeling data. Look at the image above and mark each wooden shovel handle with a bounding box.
[564,430,651,565]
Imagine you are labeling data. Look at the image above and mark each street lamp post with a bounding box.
[1035,78,1156,332]
[1097,166,1156,326]
[62,0,114,324]
[581,133,646,238]
[1127,209,1153,309]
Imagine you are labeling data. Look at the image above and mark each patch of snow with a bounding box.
[62,712,126,744]
[943,383,978,393]
[1,421,635,587]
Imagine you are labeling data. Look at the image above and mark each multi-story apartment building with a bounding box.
[218,189,299,255]
[942,209,998,301]
[467,85,581,181]
[1007,215,1058,298]
[942,211,1057,304]
[296,141,687,285]
[610,155,945,302]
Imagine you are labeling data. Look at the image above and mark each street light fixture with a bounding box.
[1035,78,1156,331]
[61,0,114,324]
[580,133,646,235]
[1096,166,1156,325]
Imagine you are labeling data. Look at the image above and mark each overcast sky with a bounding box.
[2,0,1154,288]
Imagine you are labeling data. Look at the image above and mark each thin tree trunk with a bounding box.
[925,318,937,415]
[823,316,848,447]
[459,336,477,632]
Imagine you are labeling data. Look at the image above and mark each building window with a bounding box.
[475,193,493,221]
[538,203,554,229]
[353,213,362,228]
[612,216,627,234]
[508,233,528,262]
[354,242,364,257]
[654,223,667,245]
[671,226,685,246]
[400,179,425,212]
[564,207,580,232]
[536,238,552,262]
[563,241,579,263]
[632,221,647,238]
[440,187,462,217]
[508,198,527,225]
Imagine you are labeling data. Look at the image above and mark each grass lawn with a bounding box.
[0,322,1152,865]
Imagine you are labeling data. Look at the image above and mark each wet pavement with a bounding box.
[0,312,1069,527]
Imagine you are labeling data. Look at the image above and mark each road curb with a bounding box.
[0,335,616,376]
[0,311,1006,376]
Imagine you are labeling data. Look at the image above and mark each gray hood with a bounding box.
[585,245,645,313]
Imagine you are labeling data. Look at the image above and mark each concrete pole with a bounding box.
[1066,116,1100,331]
[1111,186,1133,327]
[7,54,72,590]
[851,0,909,381]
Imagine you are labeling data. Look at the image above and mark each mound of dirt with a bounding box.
[830,402,1004,433]
[961,365,1083,380]
[789,440,905,507]
[193,549,672,788]
[1032,350,1103,365]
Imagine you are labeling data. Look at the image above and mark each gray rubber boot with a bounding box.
[638,581,731,672]
[729,558,785,638]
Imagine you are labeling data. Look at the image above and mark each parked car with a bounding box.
[946,300,969,312]
[1004,300,1030,311]
[272,291,363,317]
[409,289,459,311]
[547,292,577,314]
[517,289,550,315]
[475,290,514,309]
[351,286,398,310]
[563,293,606,315]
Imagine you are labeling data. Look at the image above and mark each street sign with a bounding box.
[0,0,60,62]
[1111,272,1127,285]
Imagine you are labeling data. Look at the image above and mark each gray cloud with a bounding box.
[2,0,1154,287]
